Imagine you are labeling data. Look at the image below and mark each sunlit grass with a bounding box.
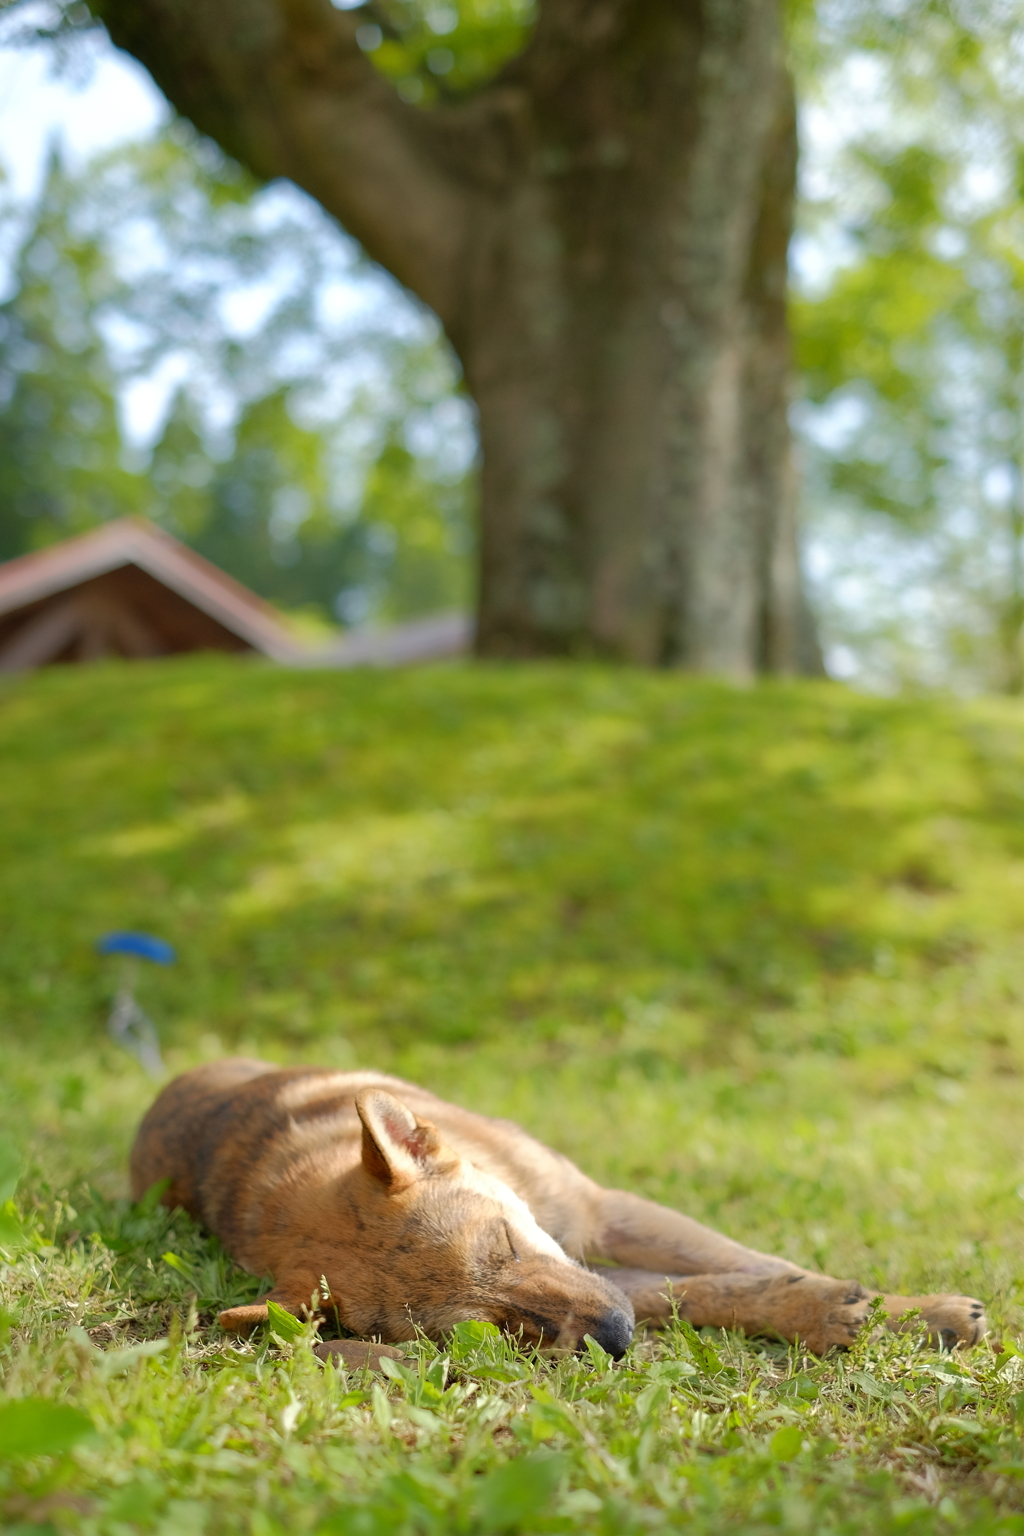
[2,655,1024,1531]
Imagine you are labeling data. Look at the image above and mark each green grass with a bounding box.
[2,655,1024,1534]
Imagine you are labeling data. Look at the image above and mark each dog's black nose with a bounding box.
[591,1307,633,1360]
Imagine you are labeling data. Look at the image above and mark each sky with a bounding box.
[0,22,166,230]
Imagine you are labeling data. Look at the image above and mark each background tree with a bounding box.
[83,0,820,674]
[9,0,1024,686]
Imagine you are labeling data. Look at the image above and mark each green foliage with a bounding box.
[184,390,370,616]
[360,427,473,621]
[794,143,968,525]
[0,128,474,623]
[267,1303,308,1345]
[793,0,1024,691]
[769,1422,806,1462]
[0,1399,95,1460]
[358,0,535,106]
[2,658,1024,1528]
[146,391,211,542]
[471,1449,564,1530]
[0,153,147,559]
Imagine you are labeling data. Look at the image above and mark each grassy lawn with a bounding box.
[2,654,1023,1534]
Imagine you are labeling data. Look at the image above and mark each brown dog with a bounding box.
[131,1058,987,1357]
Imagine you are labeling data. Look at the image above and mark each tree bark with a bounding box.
[92,0,821,673]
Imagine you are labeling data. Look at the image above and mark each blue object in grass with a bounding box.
[96,932,172,1078]
[96,931,176,965]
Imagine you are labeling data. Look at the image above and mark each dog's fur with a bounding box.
[131,1059,987,1357]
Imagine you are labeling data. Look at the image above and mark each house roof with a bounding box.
[0,518,304,662]
[309,611,472,668]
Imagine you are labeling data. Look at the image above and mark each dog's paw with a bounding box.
[883,1293,987,1349]
[780,1275,874,1354]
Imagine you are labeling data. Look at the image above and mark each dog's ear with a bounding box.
[356,1089,446,1190]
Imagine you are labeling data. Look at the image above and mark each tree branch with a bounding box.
[91,0,476,326]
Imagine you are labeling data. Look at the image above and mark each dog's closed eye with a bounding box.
[503,1221,521,1263]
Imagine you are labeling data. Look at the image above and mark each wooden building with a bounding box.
[0,519,304,672]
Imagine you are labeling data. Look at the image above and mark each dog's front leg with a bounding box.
[605,1269,986,1353]
[585,1191,985,1350]
[607,1268,872,1354]
[873,1292,986,1349]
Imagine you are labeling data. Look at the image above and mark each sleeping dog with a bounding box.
[132,1058,987,1357]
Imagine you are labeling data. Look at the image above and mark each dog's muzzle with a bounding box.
[591,1307,633,1360]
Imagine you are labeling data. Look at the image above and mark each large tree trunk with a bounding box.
[93,0,821,673]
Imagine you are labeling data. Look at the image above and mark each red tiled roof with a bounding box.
[0,518,304,661]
